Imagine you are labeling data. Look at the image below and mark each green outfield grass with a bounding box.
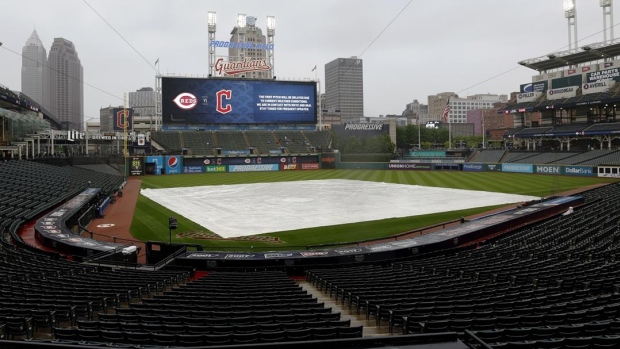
[130,170,618,251]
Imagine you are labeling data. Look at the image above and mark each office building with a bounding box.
[428,93,506,124]
[21,30,48,107]
[228,16,270,79]
[325,57,364,123]
[46,38,83,130]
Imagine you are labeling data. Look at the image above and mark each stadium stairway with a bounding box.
[296,279,392,337]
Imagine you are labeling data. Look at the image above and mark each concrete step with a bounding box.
[296,279,394,337]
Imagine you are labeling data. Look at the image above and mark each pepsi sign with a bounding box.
[165,155,183,175]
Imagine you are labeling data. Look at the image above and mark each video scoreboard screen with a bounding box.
[162,77,317,125]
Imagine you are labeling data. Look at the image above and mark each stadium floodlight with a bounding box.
[267,16,276,30]
[237,14,247,28]
[600,0,614,45]
[208,11,216,27]
[564,0,576,18]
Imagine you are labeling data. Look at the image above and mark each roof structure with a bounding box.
[518,40,620,72]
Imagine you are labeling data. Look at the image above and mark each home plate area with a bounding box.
[140,179,539,238]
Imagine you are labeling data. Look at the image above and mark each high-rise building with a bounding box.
[21,30,48,107]
[324,57,364,122]
[428,92,506,124]
[129,87,158,131]
[129,87,156,117]
[46,38,83,130]
[228,16,270,79]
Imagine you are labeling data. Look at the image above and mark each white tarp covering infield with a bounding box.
[140,179,540,238]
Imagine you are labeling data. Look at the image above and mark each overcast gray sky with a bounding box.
[0,0,616,120]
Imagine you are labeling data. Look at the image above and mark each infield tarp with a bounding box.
[140,179,539,238]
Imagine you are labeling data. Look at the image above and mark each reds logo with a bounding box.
[216,89,232,114]
[173,92,198,110]
[116,110,130,130]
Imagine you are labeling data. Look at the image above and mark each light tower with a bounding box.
[208,11,217,77]
[266,16,276,79]
[564,0,578,51]
[601,0,614,45]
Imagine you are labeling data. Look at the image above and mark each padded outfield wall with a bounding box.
[127,153,603,177]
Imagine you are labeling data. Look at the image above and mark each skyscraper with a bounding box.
[46,38,83,130]
[129,87,158,130]
[324,57,364,123]
[21,30,47,107]
[228,15,270,79]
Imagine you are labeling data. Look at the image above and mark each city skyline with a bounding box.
[1,1,618,122]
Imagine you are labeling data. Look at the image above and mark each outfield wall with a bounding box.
[126,154,599,177]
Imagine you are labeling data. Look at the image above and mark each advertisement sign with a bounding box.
[547,86,577,100]
[146,155,164,175]
[551,75,583,89]
[214,58,270,76]
[582,80,612,95]
[165,155,183,175]
[162,77,316,125]
[112,108,133,131]
[535,165,561,175]
[228,164,279,172]
[183,166,205,174]
[321,153,337,169]
[206,165,227,173]
[586,67,620,83]
[128,156,144,176]
[281,163,298,171]
[463,163,484,172]
[387,163,432,170]
[564,165,594,177]
[301,163,320,170]
[502,163,533,173]
[516,92,542,103]
[222,150,251,155]
[484,164,502,172]
[520,81,548,93]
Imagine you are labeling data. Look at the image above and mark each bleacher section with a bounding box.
[150,132,183,153]
[303,131,331,151]
[578,150,620,165]
[307,182,620,349]
[503,151,541,163]
[214,131,249,153]
[468,150,506,163]
[0,161,123,253]
[549,149,614,165]
[150,130,331,155]
[182,131,216,155]
[245,131,279,154]
[510,152,580,164]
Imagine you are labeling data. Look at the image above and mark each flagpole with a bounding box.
[449,118,452,150]
[417,114,421,149]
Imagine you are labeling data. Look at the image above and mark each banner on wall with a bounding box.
[128,156,144,176]
[165,155,183,175]
[502,163,533,173]
[462,163,484,172]
[146,156,164,175]
[228,164,279,172]
[564,165,594,177]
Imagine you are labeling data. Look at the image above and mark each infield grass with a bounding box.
[130,170,617,250]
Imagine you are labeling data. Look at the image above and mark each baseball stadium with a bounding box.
[2,3,620,349]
